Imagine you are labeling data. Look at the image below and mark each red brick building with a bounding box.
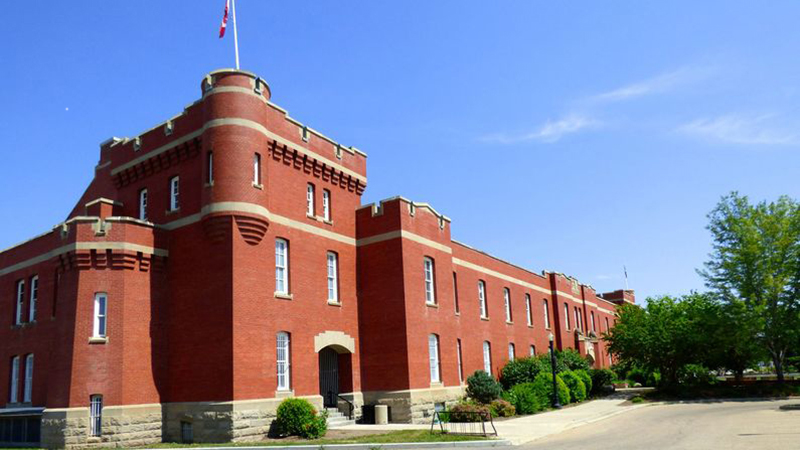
[0,70,633,448]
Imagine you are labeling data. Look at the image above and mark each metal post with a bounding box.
[231,0,240,69]
[550,338,562,409]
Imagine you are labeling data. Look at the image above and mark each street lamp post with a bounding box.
[549,332,562,409]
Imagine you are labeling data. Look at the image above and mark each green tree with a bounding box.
[699,193,800,382]
[704,298,766,383]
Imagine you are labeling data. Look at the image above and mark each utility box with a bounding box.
[375,405,389,425]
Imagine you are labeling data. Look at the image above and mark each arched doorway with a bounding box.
[319,348,340,407]
[314,331,356,408]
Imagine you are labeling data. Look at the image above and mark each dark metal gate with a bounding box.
[319,348,339,407]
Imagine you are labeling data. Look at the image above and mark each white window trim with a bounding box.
[530,345,536,356]
[306,184,315,216]
[525,295,532,326]
[424,257,436,305]
[508,343,515,360]
[428,334,440,383]
[322,189,331,221]
[253,153,261,185]
[483,341,492,374]
[478,281,487,318]
[139,189,148,221]
[327,252,339,302]
[276,332,291,391]
[169,176,180,211]
[543,300,551,329]
[457,339,463,383]
[15,280,24,325]
[591,311,596,332]
[503,288,511,322]
[207,152,214,184]
[564,303,570,330]
[9,356,19,404]
[90,395,103,437]
[275,239,289,295]
[28,276,38,322]
[93,293,107,338]
[23,354,33,403]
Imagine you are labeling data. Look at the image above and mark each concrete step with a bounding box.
[327,419,356,429]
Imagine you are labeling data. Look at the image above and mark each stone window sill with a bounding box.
[253,182,263,190]
[87,437,102,443]
[165,208,181,216]
[322,218,333,225]
[88,336,108,344]
[480,317,489,321]
[527,324,534,328]
[426,302,438,308]
[205,181,214,188]
[327,300,342,307]
[275,390,295,398]
[430,382,444,388]
[506,321,513,325]
[275,292,293,300]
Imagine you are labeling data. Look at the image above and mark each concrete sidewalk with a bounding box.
[493,397,648,445]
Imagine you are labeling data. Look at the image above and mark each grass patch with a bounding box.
[630,395,645,404]
[147,430,491,448]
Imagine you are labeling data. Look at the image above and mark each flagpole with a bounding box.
[232,0,240,70]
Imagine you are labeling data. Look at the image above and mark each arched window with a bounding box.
[503,288,512,322]
[424,258,436,305]
[428,334,441,382]
[543,299,550,329]
[508,343,515,360]
[525,294,532,326]
[483,341,492,374]
[478,281,487,318]
[276,332,291,391]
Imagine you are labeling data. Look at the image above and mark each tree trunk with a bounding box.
[734,369,744,385]
[775,358,785,384]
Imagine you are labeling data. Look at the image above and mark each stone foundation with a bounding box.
[40,393,362,448]
[363,385,465,423]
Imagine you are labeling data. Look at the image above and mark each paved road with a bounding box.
[521,398,800,450]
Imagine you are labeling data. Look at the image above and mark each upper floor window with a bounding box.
[275,239,289,294]
[28,276,38,322]
[207,152,214,184]
[23,354,33,403]
[574,307,581,331]
[253,153,262,185]
[327,252,339,302]
[482,341,492,375]
[478,281,487,318]
[424,257,436,305]
[503,288,512,322]
[276,332,291,391]
[605,317,610,332]
[453,273,460,314]
[15,280,24,325]
[306,183,315,216]
[428,334,441,383]
[543,299,551,329]
[93,293,107,338]
[525,294,532,326]
[591,311,596,332]
[530,345,536,356]
[564,303,570,330]
[90,395,103,437]
[9,356,19,404]
[322,189,331,221]
[139,189,148,221]
[508,343,515,360]
[456,339,463,383]
[169,176,180,211]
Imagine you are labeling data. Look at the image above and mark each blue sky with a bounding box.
[2,1,799,301]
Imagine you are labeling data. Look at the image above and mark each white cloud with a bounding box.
[588,66,714,103]
[481,115,600,144]
[677,114,800,146]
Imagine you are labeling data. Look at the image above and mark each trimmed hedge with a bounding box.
[561,371,587,403]
[532,371,570,407]
[589,368,616,395]
[502,382,542,414]
[275,398,327,439]
[499,357,546,390]
[466,370,503,404]
[574,369,593,395]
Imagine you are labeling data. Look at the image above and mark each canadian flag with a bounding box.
[219,0,230,38]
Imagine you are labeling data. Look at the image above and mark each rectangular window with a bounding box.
[428,334,441,383]
[93,293,107,338]
[327,252,339,302]
[591,311,596,332]
[564,303,570,330]
[504,288,512,322]
[456,339,463,383]
[23,354,33,403]
[28,276,38,322]
[276,332,291,390]
[543,299,551,329]
[90,395,103,437]
[525,294,532,326]
[169,176,180,211]
[253,153,261,185]
[508,343,515,360]
[322,189,331,221]
[139,189,148,221]
[275,239,288,294]
[575,307,581,331]
[424,257,436,305]
[9,356,19,404]
[530,345,536,356]
[483,341,492,375]
[306,183,315,216]
[453,273,460,314]
[207,151,214,184]
[478,281,487,318]
[605,317,610,332]
[15,280,24,325]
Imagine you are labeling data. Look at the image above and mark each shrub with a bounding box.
[589,369,616,395]
[532,371,570,407]
[275,398,327,439]
[561,371,587,403]
[536,349,591,374]
[489,399,516,417]
[466,370,503,404]
[448,400,491,422]
[503,382,542,414]
[574,369,592,395]
[628,367,649,385]
[679,364,716,387]
[499,357,546,390]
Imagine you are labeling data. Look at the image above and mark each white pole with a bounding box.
[232,0,240,70]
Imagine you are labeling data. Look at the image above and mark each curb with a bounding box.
[142,440,512,450]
